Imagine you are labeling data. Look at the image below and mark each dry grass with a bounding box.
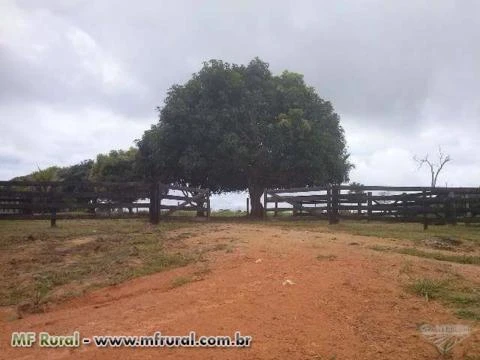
[270,219,480,248]
[316,254,337,261]
[267,219,480,323]
[408,277,480,321]
[3,217,479,324]
[0,219,204,313]
[370,246,480,265]
[170,276,194,288]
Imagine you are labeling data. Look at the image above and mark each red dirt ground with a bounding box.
[1,224,478,359]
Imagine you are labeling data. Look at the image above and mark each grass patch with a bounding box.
[397,248,480,265]
[316,254,337,261]
[408,278,446,301]
[171,276,194,288]
[129,252,195,279]
[169,209,248,217]
[170,232,195,241]
[209,243,234,253]
[408,277,480,321]
[212,209,247,217]
[370,245,480,266]
[0,219,202,311]
[0,218,193,249]
[369,245,392,252]
[211,243,228,251]
[399,260,413,276]
[268,220,480,248]
[456,309,480,321]
[193,266,211,278]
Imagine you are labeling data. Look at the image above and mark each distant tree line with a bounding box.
[13,148,140,184]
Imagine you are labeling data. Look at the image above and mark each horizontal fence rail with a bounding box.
[264,185,480,228]
[0,181,210,226]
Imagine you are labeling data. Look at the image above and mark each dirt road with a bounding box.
[1,223,478,359]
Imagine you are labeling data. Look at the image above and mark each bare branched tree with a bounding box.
[413,147,451,188]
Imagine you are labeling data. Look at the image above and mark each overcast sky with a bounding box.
[1,0,479,209]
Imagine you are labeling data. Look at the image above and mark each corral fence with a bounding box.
[0,180,210,226]
[264,185,480,229]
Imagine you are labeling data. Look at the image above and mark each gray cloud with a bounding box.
[1,0,479,200]
[13,0,479,122]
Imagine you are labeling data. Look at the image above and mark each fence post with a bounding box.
[149,182,160,224]
[49,187,56,227]
[206,190,211,219]
[246,197,249,216]
[50,208,57,227]
[263,190,267,219]
[402,192,407,222]
[327,185,331,220]
[158,183,165,219]
[367,192,372,221]
[274,201,278,217]
[293,202,301,216]
[329,185,339,224]
[449,191,457,225]
[422,190,428,230]
[465,194,471,226]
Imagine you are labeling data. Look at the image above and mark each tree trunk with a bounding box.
[196,200,205,217]
[248,185,264,218]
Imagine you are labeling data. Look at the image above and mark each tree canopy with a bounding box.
[12,166,62,182]
[90,148,140,182]
[13,150,139,186]
[138,58,352,217]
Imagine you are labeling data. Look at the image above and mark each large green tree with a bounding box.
[138,58,352,217]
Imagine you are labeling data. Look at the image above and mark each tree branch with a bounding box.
[413,147,451,188]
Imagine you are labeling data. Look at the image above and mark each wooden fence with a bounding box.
[264,185,480,228]
[0,181,210,226]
